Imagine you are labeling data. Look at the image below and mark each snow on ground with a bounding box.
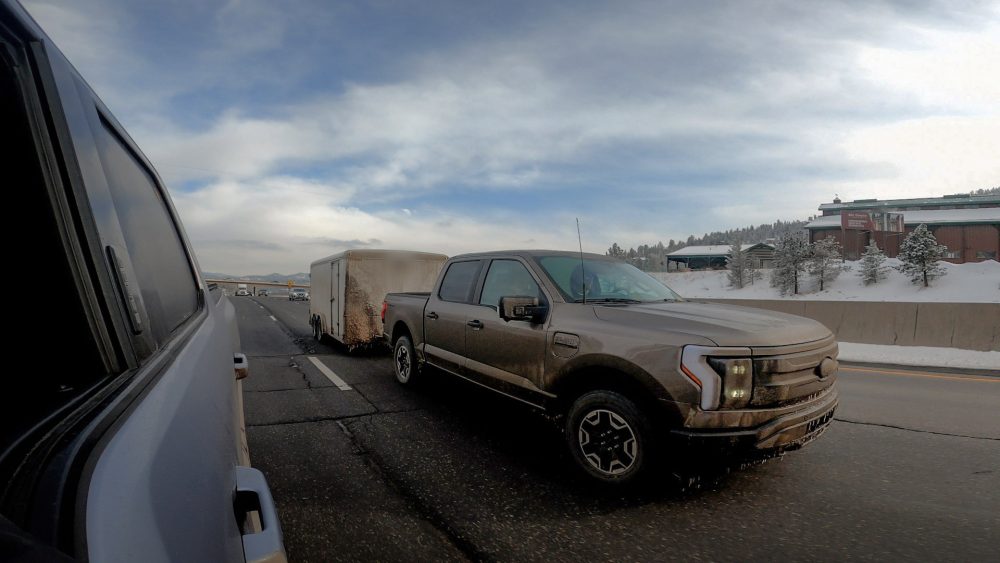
[652,258,1000,302]
[838,342,1000,372]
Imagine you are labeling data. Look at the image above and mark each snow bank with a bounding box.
[838,342,1000,371]
[653,259,1000,303]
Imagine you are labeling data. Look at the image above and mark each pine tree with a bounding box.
[770,233,811,295]
[858,241,889,285]
[746,255,761,285]
[726,242,748,289]
[896,224,948,287]
[808,237,847,291]
[606,243,627,260]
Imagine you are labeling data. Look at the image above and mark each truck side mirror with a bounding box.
[499,296,548,323]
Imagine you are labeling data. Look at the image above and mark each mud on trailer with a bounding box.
[309,249,447,349]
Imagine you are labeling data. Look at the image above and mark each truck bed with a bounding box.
[382,292,431,345]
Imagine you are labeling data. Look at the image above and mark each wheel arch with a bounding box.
[547,355,683,426]
[389,320,412,345]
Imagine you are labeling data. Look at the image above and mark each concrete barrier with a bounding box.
[702,299,1000,352]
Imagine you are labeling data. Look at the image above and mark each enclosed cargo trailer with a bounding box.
[309,250,447,348]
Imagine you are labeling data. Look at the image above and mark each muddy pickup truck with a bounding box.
[382,250,838,484]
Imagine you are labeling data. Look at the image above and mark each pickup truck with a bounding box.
[1,2,285,559]
[382,250,838,485]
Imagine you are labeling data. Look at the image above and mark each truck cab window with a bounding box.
[0,44,109,468]
[479,260,542,309]
[95,121,198,349]
[437,261,481,302]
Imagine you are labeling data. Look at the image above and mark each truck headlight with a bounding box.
[707,358,753,409]
[680,346,754,410]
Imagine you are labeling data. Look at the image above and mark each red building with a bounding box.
[805,194,1000,263]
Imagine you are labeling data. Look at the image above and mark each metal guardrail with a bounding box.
[205,278,310,289]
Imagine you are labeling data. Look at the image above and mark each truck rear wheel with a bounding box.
[565,390,651,485]
[393,335,419,385]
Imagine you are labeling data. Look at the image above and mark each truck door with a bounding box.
[465,259,549,402]
[422,259,484,375]
[0,20,274,560]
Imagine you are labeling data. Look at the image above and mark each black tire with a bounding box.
[392,335,419,385]
[565,390,652,485]
[312,318,322,341]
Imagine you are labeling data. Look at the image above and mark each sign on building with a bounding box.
[841,211,873,230]
[841,211,904,232]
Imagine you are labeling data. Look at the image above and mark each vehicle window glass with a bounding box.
[536,256,682,302]
[438,261,481,302]
[97,121,197,347]
[1,42,111,475]
[479,260,542,309]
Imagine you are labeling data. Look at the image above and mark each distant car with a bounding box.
[289,288,309,301]
[257,289,269,297]
[0,2,286,560]
[235,289,250,296]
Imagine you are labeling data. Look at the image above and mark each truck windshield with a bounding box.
[536,256,682,303]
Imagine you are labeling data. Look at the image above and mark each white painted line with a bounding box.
[269,315,277,321]
[307,356,352,391]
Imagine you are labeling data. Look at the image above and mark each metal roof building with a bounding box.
[806,195,1000,262]
[666,243,775,270]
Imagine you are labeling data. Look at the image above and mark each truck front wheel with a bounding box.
[393,335,419,385]
[565,390,652,485]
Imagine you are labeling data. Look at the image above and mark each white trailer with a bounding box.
[309,249,447,348]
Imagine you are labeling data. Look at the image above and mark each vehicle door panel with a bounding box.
[466,259,549,399]
[37,47,247,561]
[423,260,483,375]
[85,306,245,563]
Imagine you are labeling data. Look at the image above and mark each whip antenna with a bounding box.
[576,218,586,304]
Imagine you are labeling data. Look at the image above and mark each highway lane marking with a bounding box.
[269,315,277,321]
[308,356,352,391]
[840,365,999,383]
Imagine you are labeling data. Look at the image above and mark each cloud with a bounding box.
[172,178,578,273]
[197,239,286,251]
[23,0,1000,271]
[302,237,382,247]
[839,116,1000,198]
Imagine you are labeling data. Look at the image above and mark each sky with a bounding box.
[22,0,1000,274]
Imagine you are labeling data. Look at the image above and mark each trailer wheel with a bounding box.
[312,317,322,342]
[393,335,419,385]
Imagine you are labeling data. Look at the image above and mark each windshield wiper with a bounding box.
[573,297,643,304]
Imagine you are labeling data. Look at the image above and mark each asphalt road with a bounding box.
[234,296,1000,562]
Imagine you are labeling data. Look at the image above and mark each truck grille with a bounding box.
[750,336,838,408]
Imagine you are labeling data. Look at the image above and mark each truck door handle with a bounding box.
[467,320,483,329]
[426,312,439,320]
[235,467,287,563]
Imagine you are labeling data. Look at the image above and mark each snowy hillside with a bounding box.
[652,259,1000,303]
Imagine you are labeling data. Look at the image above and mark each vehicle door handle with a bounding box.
[467,320,484,330]
[106,245,145,335]
[426,312,439,320]
[235,467,288,563]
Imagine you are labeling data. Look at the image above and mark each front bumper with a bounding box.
[670,386,838,453]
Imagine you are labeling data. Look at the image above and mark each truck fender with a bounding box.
[546,353,684,424]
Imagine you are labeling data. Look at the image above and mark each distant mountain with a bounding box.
[203,272,310,283]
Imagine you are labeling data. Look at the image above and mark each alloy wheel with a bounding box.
[577,409,638,475]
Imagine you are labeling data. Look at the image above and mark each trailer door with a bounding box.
[331,259,341,337]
